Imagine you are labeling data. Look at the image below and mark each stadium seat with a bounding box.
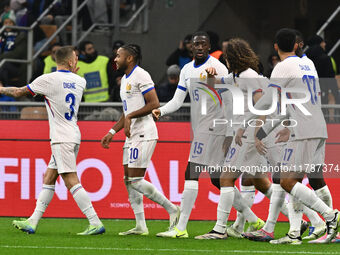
[20,107,48,120]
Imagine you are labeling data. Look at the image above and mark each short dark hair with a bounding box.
[78,40,93,52]
[308,35,324,47]
[183,34,192,44]
[112,40,125,51]
[275,28,297,52]
[55,46,75,65]
[192,31,210,43]
[120,44,142,65]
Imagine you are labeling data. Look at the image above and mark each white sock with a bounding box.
[287,195,303,238]
[213,187,234,233]
[264,184,290,217]
[264,185,273,198]
[28,184,55,226]
[130,178,177,215]
[303,205,324,227]
[263,183,285,233]
[280,200,289,217]
[290,182,333,221]
[315,185,333,208]
[233,185,255,233]
[70,184,101,226]
[233,187,258,223]
[124,179,146,230]
[177,180,198,231]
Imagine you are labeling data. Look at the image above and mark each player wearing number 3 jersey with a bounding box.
[1,46,105,235]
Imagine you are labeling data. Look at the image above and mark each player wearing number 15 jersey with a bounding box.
[1,46,105,235]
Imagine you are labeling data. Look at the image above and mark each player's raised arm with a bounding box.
[101,113,125,149]
[0,85,31,98]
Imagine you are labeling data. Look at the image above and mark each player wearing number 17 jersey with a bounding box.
[1,46,105,235]
[240,28,339,243]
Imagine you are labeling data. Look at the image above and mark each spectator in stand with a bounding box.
[0,12,21,87]
[43,43,62,74]
[0,12,17,53]
[108,40,124,102]
[207,31,223,60]
[77,40,111,102]
[306,35,339,122]
[166,34,192,69]
[157,65,180,102]
[157,65,189,103]
[0,1,15,24]
[265,52,280,78]
[86,0,109,31]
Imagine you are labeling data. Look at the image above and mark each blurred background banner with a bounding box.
[0,121,340,221]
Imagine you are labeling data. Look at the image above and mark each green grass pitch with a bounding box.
[0,217,339,255]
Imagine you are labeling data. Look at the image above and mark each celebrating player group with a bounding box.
[1,27,339,244]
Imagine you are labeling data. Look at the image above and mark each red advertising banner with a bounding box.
[0,121,339,221]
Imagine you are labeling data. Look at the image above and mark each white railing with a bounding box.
[0,0,89,83]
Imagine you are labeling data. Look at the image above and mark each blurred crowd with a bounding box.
[0,0,338,115]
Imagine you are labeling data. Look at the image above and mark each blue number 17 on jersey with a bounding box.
[302,75,317,105]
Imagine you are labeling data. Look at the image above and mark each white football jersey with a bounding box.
[28,70,86,144]
[231,68,269,141]
[269,55,327,140]
[120,65,158,142]
[178,55,230,135]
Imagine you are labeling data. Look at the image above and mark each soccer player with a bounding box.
[101,44,180,235]
[154,33,264,239]
[3,46,105,235]
[238,28,339,244]
[240,31,326,242]
[195,38,274,240]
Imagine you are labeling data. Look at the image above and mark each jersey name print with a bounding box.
[28,70,86,144]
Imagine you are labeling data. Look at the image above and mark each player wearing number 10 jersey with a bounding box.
[1,46,105,235]
[101,44,180,236]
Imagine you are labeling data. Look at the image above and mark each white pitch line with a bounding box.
[0,245,340,254]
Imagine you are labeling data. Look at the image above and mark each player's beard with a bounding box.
[194,51,209,65]
[116,61,128,72]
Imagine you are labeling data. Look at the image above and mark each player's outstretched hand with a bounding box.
[275,127,290,143]
[101,133,113,149]
[222,136,233,157]
[152,109,161,121]
[235,128,245,146]
[205,67,217,88]
[124,116,131,138]
[205,67,217,76]
[255,137,267,155]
